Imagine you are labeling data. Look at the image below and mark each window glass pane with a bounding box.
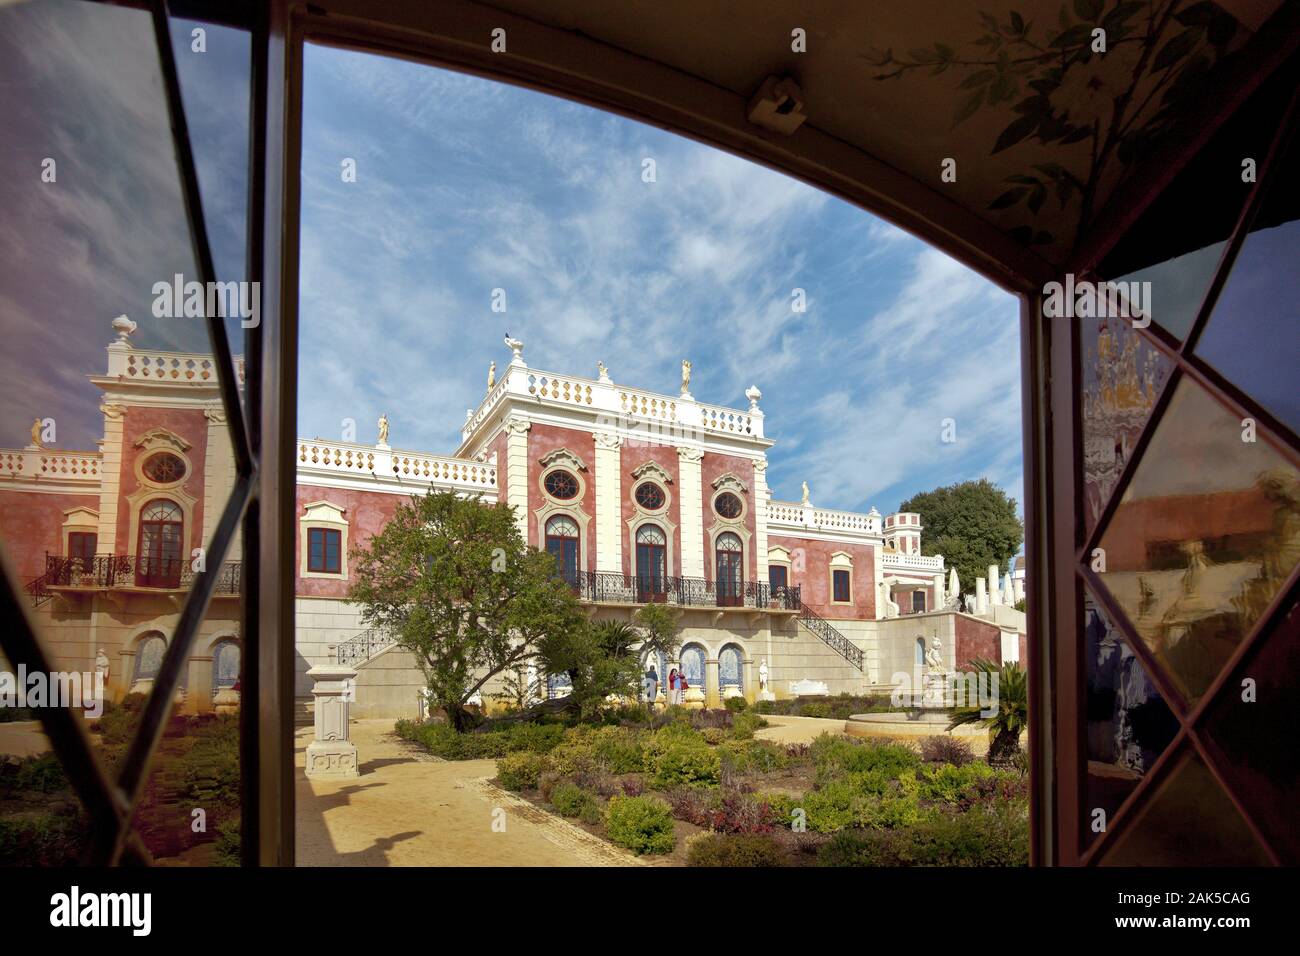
[1082,589,1180,850]
[1200,596,1300,862]
[1194,125,1300,434]
[1079,316,1173,533]
[1094,57,1293,341]
[1095,378,1300,704]
[1100,749,1269,866]
[0,1,251,866]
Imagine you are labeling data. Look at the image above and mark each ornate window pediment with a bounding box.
[302,500,347,524]
[134,428,191,453]
[711,472,748,494]
[538,447,588,472]
[631,461,673,485]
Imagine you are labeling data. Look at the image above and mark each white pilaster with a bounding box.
[504,418,531,543]
[593,432,623,572]
[96,402,126,552]
[677,447,704,578]
[752,458,770,582]
[202,403,239,558]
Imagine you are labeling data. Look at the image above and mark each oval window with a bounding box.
[715,492,742,519]
[543,469,579,500]
[635,482,666,510]
[142,452,186,484]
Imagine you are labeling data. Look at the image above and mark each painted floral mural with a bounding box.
[863,1,1252,252]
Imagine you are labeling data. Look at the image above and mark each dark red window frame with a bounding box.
[308,527,342,573]
[67,531,97,564]
[832,568,850,602]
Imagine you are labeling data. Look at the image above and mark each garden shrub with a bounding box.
[687,832,787,867]
[755,694,900,719]
[668,787,774,834]
[620,776,645,797]
[537,771,564,802]
[651,740,720,788]
[395,718,565,760]
[724,696,748,713]
[0,812,90,867]
[810,734,918,785]
[701,727,727,746]
[905,762,997,805]
[645,721,705,758]
[571,769,622,798]
[605,795,675,855]
[919,734,974,766]
[728,711,766,740]
[1,753,67,795]
[757,791,800,829]
[689,709,733,731]
[213,818,241,867]
[591,726,645,773]
[551,781,604,824]
[719,740,787,774]
[815,796,1028,866]
[544,727,600,775]
[496,751,550,791]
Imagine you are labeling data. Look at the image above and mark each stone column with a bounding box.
[742,656,755,704]
[677,447,705,578]
[305,663,359,778]
[593,432,623,572]
[975,577,988,615]
[504,418,532,543]
[704,658,721,709]
[987,565,1001,607]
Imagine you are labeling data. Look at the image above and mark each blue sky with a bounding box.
[298,44,1023,517]
[0,3,1021,522]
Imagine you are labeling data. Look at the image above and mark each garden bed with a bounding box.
[398,700,1029,867]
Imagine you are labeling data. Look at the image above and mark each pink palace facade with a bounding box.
[1,321,1025,718]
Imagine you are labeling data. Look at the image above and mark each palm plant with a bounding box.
[946,658,1027,766]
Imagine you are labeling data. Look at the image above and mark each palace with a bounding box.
[0,319,1025,718]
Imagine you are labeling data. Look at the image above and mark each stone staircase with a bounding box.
[293,696,314,728]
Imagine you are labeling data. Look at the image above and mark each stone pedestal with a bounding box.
[704,659,721,709]
[305,663,359,778]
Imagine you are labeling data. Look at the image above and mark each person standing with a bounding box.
[644,664,659,708]
[667,667,679,706]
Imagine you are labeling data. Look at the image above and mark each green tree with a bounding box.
[898,479,1023,598]
[347,490,587,731]
[632,602,682,662]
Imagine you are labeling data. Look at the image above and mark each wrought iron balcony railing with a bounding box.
[558,570,801,611]
[25,554,243,606]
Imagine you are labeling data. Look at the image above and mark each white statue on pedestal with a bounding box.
[758,658,775,701]
[924,637,944,672]
[879,581,899,619]
[94,648,110,700]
